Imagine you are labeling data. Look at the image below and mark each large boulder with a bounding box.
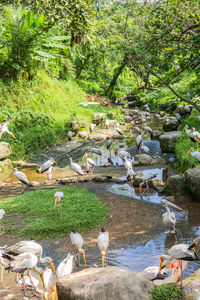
[134,154,153,165]
[163,117,179,132]
[56,267,153,300]
[159,131,181,153]
[0,142,11,160]
[0,158,12,172]
[185,168,200,200]
[164,175,185,195]
[150,130,162,140]
[71,120,86,131]
[92,113,106,124]
[176,105,192,116]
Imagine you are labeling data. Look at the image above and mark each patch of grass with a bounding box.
[151,283,185,300]
[0,187,109,239]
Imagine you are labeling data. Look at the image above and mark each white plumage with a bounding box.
[124,156,132,170]
[161,199,183,233]
[0,209,5,220]
[69,157,84,176]
[46,165,53,180]
[98,227,109,267]
[0,118,16,139]
[41,158,56,173]
[57,253,74,278]
[186,147,200,163]
[13,168,29,185]
[70,228,86,266]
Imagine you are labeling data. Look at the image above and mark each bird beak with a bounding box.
[165,200,183,211]
[53,159,57,165]
[159,257,164,273]
[40,272,45,288]
[101,252,105,267]
[186,148,192,157]
[82,154,86,160]
[54,196,58,209]
[10,132,16,139]
[82,252,87,267]
[139,183,142,193]
[188,242,197,251]
[182,125,186,132]
[49,261,57,277]
[187,129,193,136]
[51,286,57,300]
[130,176,134,187]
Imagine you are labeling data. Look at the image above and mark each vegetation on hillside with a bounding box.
[0,187,109,239]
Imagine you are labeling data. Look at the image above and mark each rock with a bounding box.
[78,131,90,139]
[0,142,11,160]
[159,131,181,153]
[13,161,40,168]
[132,161,140,166]
[185,168,200,200]
[108,120,117,127]
[92,113,106,124]
[133,173,144,186]
[151,157,167,165]
[71,120,86,131]
[135,154,153,165]
[160,103,168,111]
[164,175,185,195]
[176,105,192,116]
[163,117,179,132]
[150,178,164,193]
[150,130,162,140]
[0,158,12,171]
[56,266,153,300]
[160,111,166,117]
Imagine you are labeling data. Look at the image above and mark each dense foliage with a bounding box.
[0,186,108,239]
[151,283,185,300]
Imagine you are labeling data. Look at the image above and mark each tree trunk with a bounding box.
[105,54,128,98]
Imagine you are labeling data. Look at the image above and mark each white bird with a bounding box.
[69,227,87,266]
[118,150,132,161]
[124,156,132,170]
[54,191,64,217]
[136,130,145,154]
[3,240,56,275]
[105,119,110,129]
[139,266,168,281]
[105,137,113,159]
[182,124,191,135]
[0,209,5,233]
[82,153,96,174]
[161,199,183,233]
[0,118,16,139]
[139,172,157,194]
[67,130,73,141]
[17,274,39,288]
[98,227,109,267]
[194,289,200,300]
[186,147,200,163]
[89,123,96,134]
[69,157,84,183]
[140,144,149,154]
[134,126,142,134]
[126,168,135,187]
[43,267,55,300]
[5,252,44,291]
[13,168,29,185]
[57,253,74,279]
[41,158,57,173]
[159,236,200,287]
[46,165,53,181]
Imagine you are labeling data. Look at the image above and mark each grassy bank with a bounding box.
[0,71,118,160]
[0,187,109,239]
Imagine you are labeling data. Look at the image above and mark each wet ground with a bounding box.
[0,125,200,298]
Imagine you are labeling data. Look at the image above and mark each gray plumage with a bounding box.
[41,158,56,173]
[13,168,29,185]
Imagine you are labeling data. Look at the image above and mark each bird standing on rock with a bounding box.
[161,199,183,233]
[13,168,29,185]
[82,153,96,174]
[69,157,84,184]
[40,158,57,173]
[69,227,87,267]
[98,227,109,267]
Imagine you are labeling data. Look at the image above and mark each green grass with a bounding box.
[0,187,109,239]
[0,71,121,160]
[174,110,200,173]
[151,283,185,300]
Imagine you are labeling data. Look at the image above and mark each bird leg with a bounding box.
[179,260,183,289]
[27,270,37,292]
[139,145,142,154]
[165,227,169,234]
[72,247,79,266]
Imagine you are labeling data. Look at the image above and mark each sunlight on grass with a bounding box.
[0,187,109,239]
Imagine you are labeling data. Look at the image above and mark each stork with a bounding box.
[161,199,183,233]
[40,158,57,173]
[57,253,74,279]
[89,123,96,134]
[0,209,5,233]
[98,227,109,267]
[54,191,64,217]
[0,118,16,139]
[139,172,157,194]
[13,168,29,185]
[186,147,200,164]
[69,227,87,267]
[82,153,96,174]
[69,157,84,184]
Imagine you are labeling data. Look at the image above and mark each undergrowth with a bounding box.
[151,283,185,300]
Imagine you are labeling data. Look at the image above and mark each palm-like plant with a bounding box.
[0,6,68,79]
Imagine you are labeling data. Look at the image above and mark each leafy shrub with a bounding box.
[151,283,185,300]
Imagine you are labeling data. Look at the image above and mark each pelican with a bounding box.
[186,147,200,163]
[69,227,87,267]
[124,156,132,170]
[57,253,74,279]
[46,165,53,181]
[5,252,44,291]
[40,158,57,173]
[105,119,110,129]
[13,168,29,185]
[161,199,183,233]
[89,123,96,134]
[139,172,157,194]
[3,240,56,275]
[98,227,109,267]
[54,191,64,217]
[82,153,96,174]
[68,130,73,141]
[159,236,200,287]
[0,118,16,139]
[69,157,84,184]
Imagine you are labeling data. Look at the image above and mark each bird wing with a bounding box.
[98,232,109,252]
[41,160,53,173]
[15,171,29,184]
[71,163,84,176]
[5,241,42,256]
[88,158,96,167]
[70,232,83,248]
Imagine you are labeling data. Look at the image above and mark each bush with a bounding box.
[151,283,185,300]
